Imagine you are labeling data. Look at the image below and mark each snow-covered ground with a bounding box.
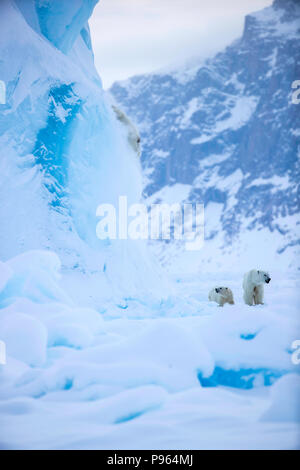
[0,250,299,450]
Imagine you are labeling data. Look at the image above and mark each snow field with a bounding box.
[0,249,299,449]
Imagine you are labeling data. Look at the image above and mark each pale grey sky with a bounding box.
[89,0,272,89]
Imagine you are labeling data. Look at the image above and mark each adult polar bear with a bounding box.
[243,269,271,306]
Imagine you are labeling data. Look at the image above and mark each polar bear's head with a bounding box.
[215,287,229,295]
[215,287,234,304]
[253,270,271,285]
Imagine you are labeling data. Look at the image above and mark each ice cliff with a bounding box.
[0,0,166,301]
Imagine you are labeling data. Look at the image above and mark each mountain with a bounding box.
[110,0,300,272]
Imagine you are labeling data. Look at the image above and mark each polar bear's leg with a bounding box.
[243,287,254,306]
[254,285,264,305]
[253,287,258,304]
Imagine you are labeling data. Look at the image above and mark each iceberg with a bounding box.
[0,0,167,302]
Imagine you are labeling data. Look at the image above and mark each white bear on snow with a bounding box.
[208,287,234,307]
[243,269,271,306]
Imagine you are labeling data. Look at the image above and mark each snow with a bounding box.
[291,128,300,137]
[193,168,243,201]
[191,134,213,145]
[1,251,71,307]
[247,175,291,192]
[249,1,300,40]
[156,216,300,275]
[0,0,166,303]
[179,97,202,129]
[0,261,13,293]
[155,56,206,86]
[204,202,224,239]
[224,73,245,93]
[261,374,300,423]
[251,3,285,25]
[151,149,170,160]
[146,184,192,205]
[0,250,299,449]
[191,96,259,144]
[198,151,232,168]
[214,96,259,132]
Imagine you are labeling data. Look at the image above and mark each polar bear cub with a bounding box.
[208,287,234,307]
[243,269,271,306]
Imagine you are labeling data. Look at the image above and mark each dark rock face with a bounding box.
[111,0,300,255]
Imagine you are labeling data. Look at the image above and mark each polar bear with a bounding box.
[243,269,271,306]
[112,105,141,158]
[208,287,234,307]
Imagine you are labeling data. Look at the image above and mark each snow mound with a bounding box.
[1,312,47,367]
[0,251,298,395]
[0,261,13,293]
[261,374,300,422]
[0,251,71,308]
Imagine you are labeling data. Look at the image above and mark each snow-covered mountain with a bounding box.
[110,0,300,272]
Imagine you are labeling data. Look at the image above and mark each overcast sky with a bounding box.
[89,0,272,89]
